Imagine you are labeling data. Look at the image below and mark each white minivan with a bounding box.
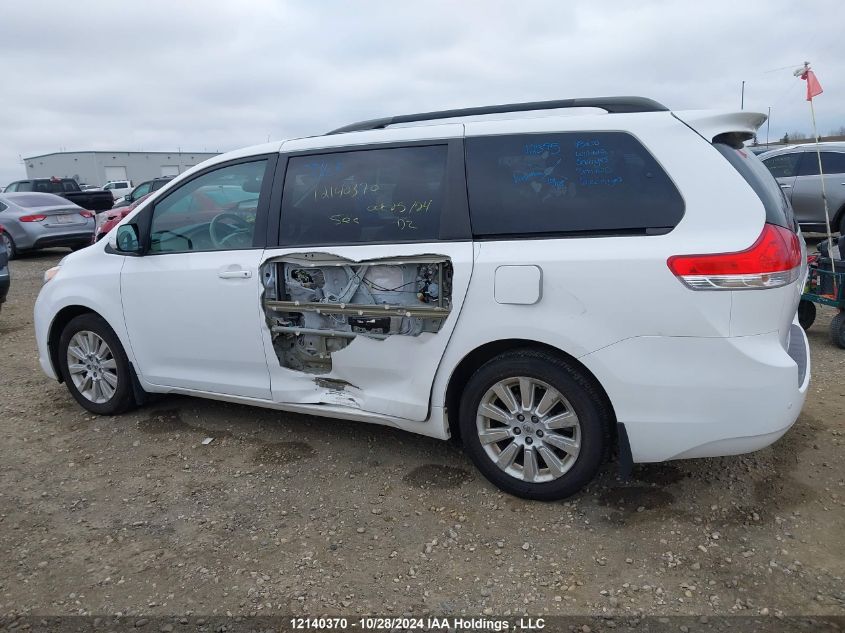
[34,97,810,500]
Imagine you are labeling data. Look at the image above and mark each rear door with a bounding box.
[259,138,473,421]
[791,150,845,227]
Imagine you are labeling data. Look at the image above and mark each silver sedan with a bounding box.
[0,192,95,259]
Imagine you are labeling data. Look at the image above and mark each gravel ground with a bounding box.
[0,249,843,621]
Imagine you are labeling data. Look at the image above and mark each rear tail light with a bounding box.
[79,210,94,219]
[668,223,802,290]
[19,214,47,222]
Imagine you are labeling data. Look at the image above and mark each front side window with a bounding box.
[149,159,267,253]
[465,132,684,237]
[762,152,801,178]
[279,145,448,245]
[132,182,152,199]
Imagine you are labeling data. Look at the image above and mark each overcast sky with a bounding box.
[1,0,842,186]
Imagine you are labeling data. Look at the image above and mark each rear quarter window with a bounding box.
[465,132,685,237]
[715,143,794,229]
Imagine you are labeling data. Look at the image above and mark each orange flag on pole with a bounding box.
[800,69,823,101]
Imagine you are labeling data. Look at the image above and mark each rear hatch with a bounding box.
[672,111,805,348]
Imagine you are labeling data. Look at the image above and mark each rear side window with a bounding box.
[761,153,801,178]
[280,145,448,245]
[797,151,845,176]
[715,144,793,229]
[465,132,684,237]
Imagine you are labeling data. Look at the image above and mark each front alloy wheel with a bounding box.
[66,331,119,404]
[58,313,137,415]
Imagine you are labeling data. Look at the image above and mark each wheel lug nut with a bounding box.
[513,427,521,435]
[536,430,544,437]
[517,414,525,422]
[531,415,539,423]
[525,437,533,445]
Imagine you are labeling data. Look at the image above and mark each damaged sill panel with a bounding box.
[262,253,454,376]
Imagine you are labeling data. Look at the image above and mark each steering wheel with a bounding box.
[209,212,251,249]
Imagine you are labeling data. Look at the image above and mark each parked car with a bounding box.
[0,192,95,258]
[5,178,114,212]
[34,97,809,500]
[103,180,132,200]
[112,176,174,209]
[0,224,9,312]
[759,142,845,233]
[93,193,152,242]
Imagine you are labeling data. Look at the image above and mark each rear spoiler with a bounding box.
[672,110,767,148]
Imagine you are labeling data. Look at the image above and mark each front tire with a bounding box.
[459,349,610,501]
[58,313,136,415]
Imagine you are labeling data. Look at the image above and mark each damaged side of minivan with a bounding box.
[261,254,453,374]
[254,243,473,422]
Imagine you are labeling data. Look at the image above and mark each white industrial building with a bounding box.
[23,150,220,187]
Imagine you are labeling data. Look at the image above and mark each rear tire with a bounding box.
[458,349,610,501]
[1,232,16,260]
[58,313,137,415]
[798,300,816,331]
[830,311,845,349]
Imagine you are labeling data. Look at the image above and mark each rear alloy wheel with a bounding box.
[58,313,136,415]
[1,232,16,259]
[459,350,609,500]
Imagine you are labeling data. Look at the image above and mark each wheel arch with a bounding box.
[47,305,100,383]
[444,338,618,445]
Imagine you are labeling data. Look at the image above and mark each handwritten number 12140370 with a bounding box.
[314,183,380,200]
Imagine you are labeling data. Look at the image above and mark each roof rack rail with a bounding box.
[327,96,668,135]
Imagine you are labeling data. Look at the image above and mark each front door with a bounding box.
[259,138,474,421]
[121,158,274,399]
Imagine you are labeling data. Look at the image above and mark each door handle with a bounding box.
[779,184,792,189]
[218,269,252,279]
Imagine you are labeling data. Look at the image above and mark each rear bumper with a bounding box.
[581,323,810,463]
[31,232,93,250]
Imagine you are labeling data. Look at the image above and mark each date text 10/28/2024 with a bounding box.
[290,616,546,631]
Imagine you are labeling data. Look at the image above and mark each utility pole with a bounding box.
[741,81,745,110]
[766,107,771,148]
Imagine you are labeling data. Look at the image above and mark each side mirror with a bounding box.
[114,223,142,254]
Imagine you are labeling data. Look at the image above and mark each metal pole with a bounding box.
[766,107,771,148]
[741,81,745,110]
[809,97,836,282]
